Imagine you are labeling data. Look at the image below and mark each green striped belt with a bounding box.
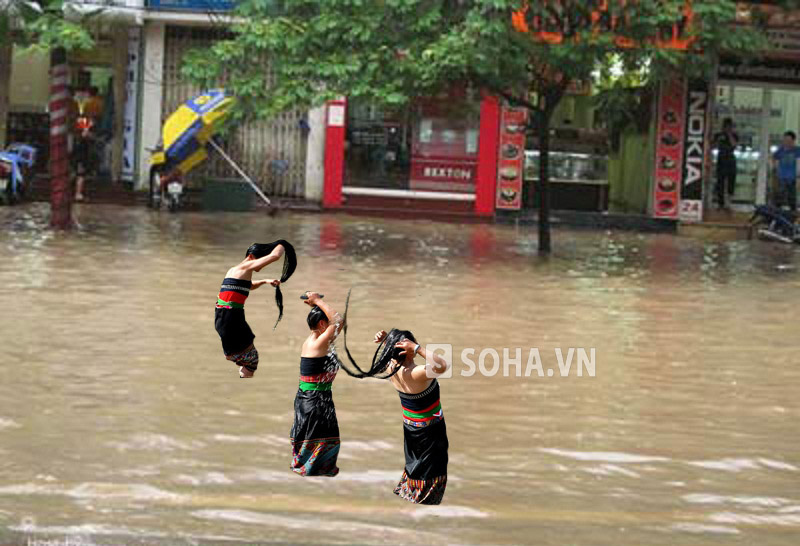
[299,381,333,392]
[217,298,244,309]
[402,402,442,420]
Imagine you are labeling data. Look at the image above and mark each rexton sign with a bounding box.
[680,80,708,222]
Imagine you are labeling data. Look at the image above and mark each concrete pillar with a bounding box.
[111,26,128,182]
[136,22,165,191]
[304,105,326,203]
[0,43,11,148]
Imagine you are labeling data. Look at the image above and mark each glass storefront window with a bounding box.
[344,94,480,193]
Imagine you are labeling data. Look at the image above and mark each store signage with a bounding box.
[680,80,708,223]
[719,56,800,86]
[422,166,472,180]
[736,3,800,28]
[147,0,235,11]
[410,160,477,191]
[495,106,528,210]
[653,78,687,220]
[512,0,695,51]
[122,28,141,183]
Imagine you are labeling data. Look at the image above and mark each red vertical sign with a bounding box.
[475,96,501,217]
[323,99,346,208]
[653,78,687,219]
[495,106,528,210]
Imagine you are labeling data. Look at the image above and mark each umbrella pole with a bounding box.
[208,139,272,206]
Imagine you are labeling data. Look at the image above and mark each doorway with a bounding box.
[713,82,800,208]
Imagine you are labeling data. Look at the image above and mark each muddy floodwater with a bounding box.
[0,203,799,545]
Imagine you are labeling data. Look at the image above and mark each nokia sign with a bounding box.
[680,80,709,222]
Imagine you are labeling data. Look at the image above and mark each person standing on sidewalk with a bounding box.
[772,131,800,212]
[713,118,738,209]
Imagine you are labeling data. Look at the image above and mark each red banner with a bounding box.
[495,106,528,210]
[653,78,687,220]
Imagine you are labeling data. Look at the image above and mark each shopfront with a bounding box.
[2,32,136,185]
[323,91,501,217]
[652,4,800,223]
[714,56,800,208]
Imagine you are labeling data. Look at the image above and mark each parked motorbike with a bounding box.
[750,205,800,244]
[0,143,37,206]
[148,146,185,212]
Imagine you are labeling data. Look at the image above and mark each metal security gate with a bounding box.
[162,26,307,197]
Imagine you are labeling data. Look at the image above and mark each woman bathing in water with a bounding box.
[214,240,296,378]
[338,295,450,503]
[290,292,345,476]
[371,329,449,504]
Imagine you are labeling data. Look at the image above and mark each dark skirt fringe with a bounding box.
[394,471,447,505]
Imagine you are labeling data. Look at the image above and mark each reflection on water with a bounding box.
[1,203,799,545]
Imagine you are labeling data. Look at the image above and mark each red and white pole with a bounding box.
[49,48,72,229]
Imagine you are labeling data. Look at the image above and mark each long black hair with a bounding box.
[246,239,297,329]
[339,289,416,379]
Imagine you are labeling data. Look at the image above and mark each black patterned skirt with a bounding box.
[394,419,448,504]
[290,390,340,477]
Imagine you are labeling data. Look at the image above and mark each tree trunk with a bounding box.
[537,109,553,254]
[49,47,72,229]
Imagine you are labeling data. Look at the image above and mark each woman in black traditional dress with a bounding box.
[340,315,450,504]
[290,292,344,477]
[214,240,296,378]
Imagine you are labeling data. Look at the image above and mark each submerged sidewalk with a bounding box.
[25,175,756,238]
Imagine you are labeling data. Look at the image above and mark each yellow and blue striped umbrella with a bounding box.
[162,89,235,175]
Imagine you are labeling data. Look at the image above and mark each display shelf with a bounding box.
[523,150,609,183]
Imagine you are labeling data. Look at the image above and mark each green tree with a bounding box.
[185,0,771,253]
[0,0,93,49]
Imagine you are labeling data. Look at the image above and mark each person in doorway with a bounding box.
[214,241,295,378]
[72,104,96,202]
[772,131,800,212]
[83,86,104,121]
[713,117,738,209]
[290,292,345,477]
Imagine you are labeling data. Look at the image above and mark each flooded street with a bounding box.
[0,203,799,545]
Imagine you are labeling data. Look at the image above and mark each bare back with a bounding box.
[389,360,434,395]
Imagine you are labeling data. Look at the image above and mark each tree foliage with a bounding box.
[184,0,776,252]
[1,0,94,50]
[184,0,771,118]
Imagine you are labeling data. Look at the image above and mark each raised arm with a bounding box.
[305,293,344,349]
[394,339,450,381]
[242,244,284,273]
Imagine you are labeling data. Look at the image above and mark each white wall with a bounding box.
[304,105,326,202]
[136,22,165,191]
[9,47,51,112]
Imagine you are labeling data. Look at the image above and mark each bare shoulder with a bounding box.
[225,262,251,280]
[392,366,430,394]
[301,334,329,358]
